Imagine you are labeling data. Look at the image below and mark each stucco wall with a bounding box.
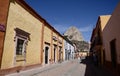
[52,32,58,62]
[44,26,52,43]
[103,3,120,64]
[43,26,52,64]
[1,2,42,69]
[58,36,64,60]
[63,39,67,60]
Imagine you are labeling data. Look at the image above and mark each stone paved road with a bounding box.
[6,58,114,76]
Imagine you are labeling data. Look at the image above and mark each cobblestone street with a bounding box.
[6,58,114,76]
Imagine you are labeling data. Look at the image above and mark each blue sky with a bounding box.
[25,0,119,42]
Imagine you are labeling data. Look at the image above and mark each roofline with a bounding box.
[15,0,63,38]
[90,14,111,42]
[99,15,111,17]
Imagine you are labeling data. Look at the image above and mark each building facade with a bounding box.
[42,24,64,64]
[91,3,120,75]
[64,37,75,61]
[1,0,44,69]
[0,0,65,75]
[90,15,111,66]
[102,3,120,75]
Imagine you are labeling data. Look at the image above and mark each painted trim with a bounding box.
[14,36,27,66]
[51,30,53,63]
[62,39,63,60]
[0,0,10,68]
[0,63,42,75]
[13,28,30,66]
[57,35,59,62]
[41,23,44,64]
[0,32,5,68]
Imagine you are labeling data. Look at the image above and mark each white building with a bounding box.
[63,38,75,61]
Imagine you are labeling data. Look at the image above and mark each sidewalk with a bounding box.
[6,58,115,76]
[5,60,72,76]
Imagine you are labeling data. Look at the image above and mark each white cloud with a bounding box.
[53,24,93,37]
[53,24,69,34]
[53,24,93,42]
[79,25,93,32]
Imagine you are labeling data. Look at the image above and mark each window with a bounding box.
[16,38,25,55]
[14,28,30,56]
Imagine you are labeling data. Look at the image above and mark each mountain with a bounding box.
[72,40,89,52]
[64,26,89,52]
[64,26,84,41]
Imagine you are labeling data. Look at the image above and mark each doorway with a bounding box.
[45,47,49,64]
[53,45,57,62]
[54,48,56,62]
[110,39,117,68]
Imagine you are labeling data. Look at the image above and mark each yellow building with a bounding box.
[0,0,64,75]
[42,23,64,65]
[90,15,111,66]
[1,0,43,69]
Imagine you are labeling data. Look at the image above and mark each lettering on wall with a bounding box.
[0,24,5,32]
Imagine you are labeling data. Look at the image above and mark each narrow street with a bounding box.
[6,57,114,76]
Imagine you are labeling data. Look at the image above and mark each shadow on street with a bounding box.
[80,56,114,76]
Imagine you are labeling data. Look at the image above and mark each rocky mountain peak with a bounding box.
[64,26,84,41]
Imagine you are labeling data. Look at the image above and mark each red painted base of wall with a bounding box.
[0,63,42,76]
[0,31,5,68]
